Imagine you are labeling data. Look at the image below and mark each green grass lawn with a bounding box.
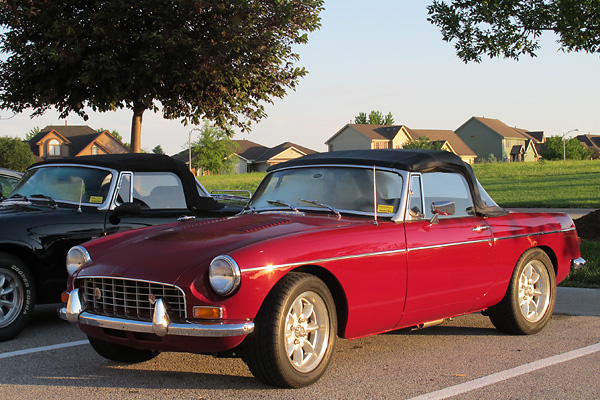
[561,240,600,288]
[472,160,600,208]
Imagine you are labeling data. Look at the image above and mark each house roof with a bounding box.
[576,134,600,150]
[406,129,477,157]
[29,125,127,156]
[233,140,317,163]
[467,117,543,142]
[325,124,405,144]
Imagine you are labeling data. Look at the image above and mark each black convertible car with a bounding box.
[0,154,239,341]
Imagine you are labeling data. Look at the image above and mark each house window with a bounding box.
[92,144,99,155]
[48,139,61,156]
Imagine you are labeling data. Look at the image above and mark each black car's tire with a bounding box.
[245,272,337,388]
[0,253,35,342]
[487,248,556,335]
[88,336,160,363]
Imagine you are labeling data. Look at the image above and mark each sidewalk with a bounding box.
[555,287,600,316]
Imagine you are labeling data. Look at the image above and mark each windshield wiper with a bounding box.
[267,200,300,213]
[30,194,57,208]
[300,199,341,220]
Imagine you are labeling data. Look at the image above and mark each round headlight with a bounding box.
[66,246,91,276]
[208,255,241,296]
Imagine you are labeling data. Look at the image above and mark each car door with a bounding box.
[400,172,495,325]
[104,171,198,234]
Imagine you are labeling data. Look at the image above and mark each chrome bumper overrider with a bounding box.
[58,289,254,338]
[571,257,586,271]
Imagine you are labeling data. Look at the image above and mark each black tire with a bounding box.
[88,336,160,363]
[245,272,337,388]
[0,253,35,342]
[487,248,556,335]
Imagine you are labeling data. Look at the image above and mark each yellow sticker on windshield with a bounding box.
[377,205,394,213]
[89,196,104,204]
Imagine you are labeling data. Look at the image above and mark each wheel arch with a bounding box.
[0,244,38,273]
[536,245,558,277]
[289,264,349,338]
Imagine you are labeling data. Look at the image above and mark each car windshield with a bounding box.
[249,166,404,216]
[11,166,113,205]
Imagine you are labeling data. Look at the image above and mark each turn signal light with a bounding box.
[61,291,70,303]
[193,306,223,319]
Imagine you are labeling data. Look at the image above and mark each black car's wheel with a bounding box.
[88,336,160,363]
[487,248,556,335]
[245,272,337,388]
[0,253,35,342]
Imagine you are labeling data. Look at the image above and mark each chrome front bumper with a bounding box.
[58,289,254,338]
[571,257,586,271]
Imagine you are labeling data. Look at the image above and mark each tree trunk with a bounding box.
[130,104,145,153]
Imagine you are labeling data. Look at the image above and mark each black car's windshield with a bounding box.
[249,166,404,216]
[11,166,113,205]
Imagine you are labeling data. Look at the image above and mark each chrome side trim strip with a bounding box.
[408,238,493,252]
[242,249,407,272]
[494,227,576,242]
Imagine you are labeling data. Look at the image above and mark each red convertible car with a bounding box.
[61,149,585,388]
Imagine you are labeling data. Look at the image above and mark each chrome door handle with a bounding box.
[472,226,490,232]
[177,215,196,221]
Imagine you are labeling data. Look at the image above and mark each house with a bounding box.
[455,117,544,162]
[576,134,600,156]
[233,140,318,173]
[28,125,129,161]
[325,124,477,164]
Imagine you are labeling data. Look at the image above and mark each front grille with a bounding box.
[77,277,186,322]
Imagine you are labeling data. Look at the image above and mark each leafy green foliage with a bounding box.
[152,145,165,155]
[543,136,592,160]
[427,0,600,62]
[25,126,40,140]
[402,136,444,150]
[0,0,324,152]
[191,122,239,174]
[354,111,395,125]
[0,136,35,171]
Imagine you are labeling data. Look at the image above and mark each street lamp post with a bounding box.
[562,129,578,161]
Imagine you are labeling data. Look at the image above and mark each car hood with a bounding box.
[77,213,354,283]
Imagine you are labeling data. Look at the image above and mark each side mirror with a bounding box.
[109,202,142,225]
[429,201,455,225]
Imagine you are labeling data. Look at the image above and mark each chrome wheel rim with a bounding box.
[518,260,551,323]
[284,290,330,373]
[0,268,24,328]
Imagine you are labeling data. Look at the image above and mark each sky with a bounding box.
[1,1,599,155]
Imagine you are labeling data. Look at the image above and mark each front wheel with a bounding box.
[88,336,160,363]
[245,272,337,388]
[0,253,35,342]
[487,248,556,335]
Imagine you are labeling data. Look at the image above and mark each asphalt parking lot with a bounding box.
[1,291,599,400]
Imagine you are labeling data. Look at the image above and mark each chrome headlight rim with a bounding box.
[208,255,241,296]
[66,246,91,276]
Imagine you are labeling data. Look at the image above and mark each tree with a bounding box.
[543,136,592,160]
[191,122,239,174]
[354,111,395,125]
[97,128,123,143]
[0,0,324,153]
[152,145,165,155]
[0,136,34,171]
[402,136,445,150]
[427,0,600,63]
[25,126,40,140]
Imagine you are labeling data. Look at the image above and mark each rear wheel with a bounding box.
[245,272,337,388]
[488,248,555,335]
[0,253,35,342]
[88,336,160,363]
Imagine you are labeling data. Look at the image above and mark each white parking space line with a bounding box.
[0,340,89,360]
[407,342,600,400]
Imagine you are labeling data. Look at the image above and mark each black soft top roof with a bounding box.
[31,154,222,211]
[270,149,507,217]
[269,149,466,173]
